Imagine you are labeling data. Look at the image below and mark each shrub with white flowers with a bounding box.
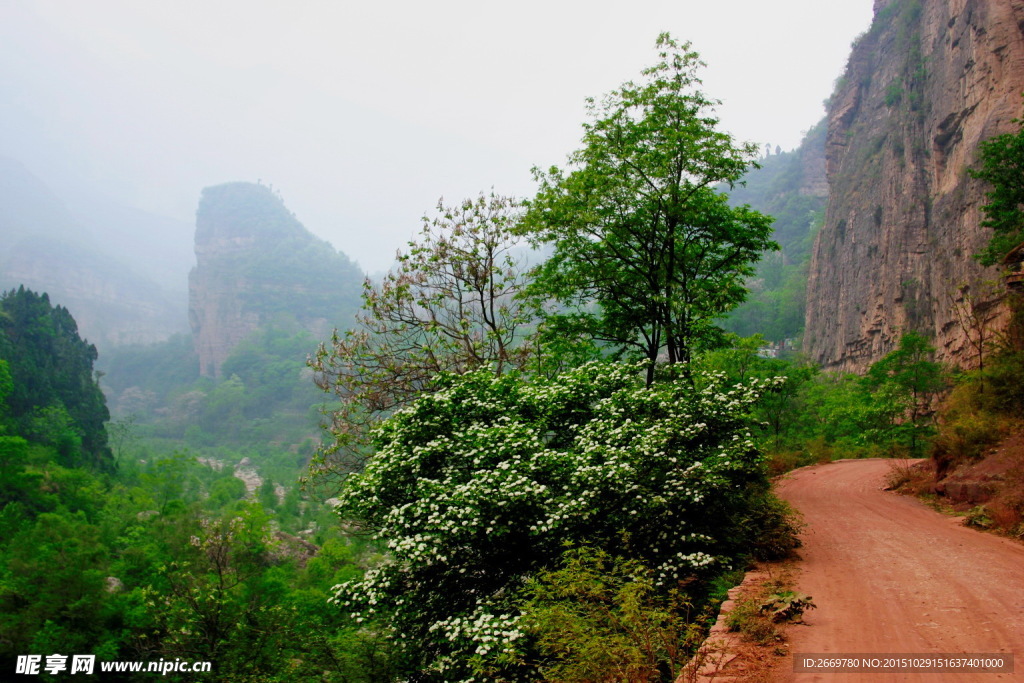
[330,361,781,681]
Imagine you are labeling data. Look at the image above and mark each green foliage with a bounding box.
[739,491,804,562]
[863,332,946,456]
[0,294,375,676]
[932,350,1024,476]
[97,333,199,409]
[0,287,113,469]
[101,327,326,466]
[984,350,1024,418]
[970,115,1024,266]
[521,34,776,379]
[699,333,947,467]
[0,434,387,681]
[724,597,778,645]
[145,506,295,675]
[519,546,700,683]
[759,591,816,623]
[330,361,780,680]
[0,359,12,411]
[964,505,995,529]
[719,109,826,344]
[697,335,817,451]
[885,81,904,107]
[725,120,826,262]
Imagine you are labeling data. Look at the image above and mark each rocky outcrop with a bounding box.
[188,182,363,378]
[805,0,1024,372]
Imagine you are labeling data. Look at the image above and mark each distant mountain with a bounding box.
[0,157,81,249]
[0,157,188,349]
[189,182,364,378]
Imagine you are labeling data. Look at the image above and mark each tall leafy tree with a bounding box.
[864,331,946,455]
[521,34,776,383]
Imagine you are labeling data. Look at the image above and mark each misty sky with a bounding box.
[1,1,874,274]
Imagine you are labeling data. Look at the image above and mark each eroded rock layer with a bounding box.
[805,0,1024,371]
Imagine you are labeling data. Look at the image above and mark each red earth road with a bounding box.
[772,459,1024,682]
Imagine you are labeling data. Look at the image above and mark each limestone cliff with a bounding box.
[188,182,363,378]
[805,0,1024,371]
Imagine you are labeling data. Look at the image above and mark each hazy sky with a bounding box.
[1,0,874,274]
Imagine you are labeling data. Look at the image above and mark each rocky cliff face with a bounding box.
[805,0,1024,371]
[188,182,363,378]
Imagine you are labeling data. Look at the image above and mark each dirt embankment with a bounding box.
[769,459,1024,682]
[934,432,1024,533]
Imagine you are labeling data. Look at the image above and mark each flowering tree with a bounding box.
[309,192,534,480]
[330,361,779,680]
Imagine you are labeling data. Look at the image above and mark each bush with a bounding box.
[725,598,778,645]
[519,546,700,683]
[931,376,1016,477]
[330,361,781,680]
[984,351,1024,418]
[740,492,804,562]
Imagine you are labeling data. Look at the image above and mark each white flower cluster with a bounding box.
[428,608,525,657]
[329,362,774,677]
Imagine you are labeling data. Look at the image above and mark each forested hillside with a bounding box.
[0,287,390,680]
[723,120,828,343]
[189,182,364,378]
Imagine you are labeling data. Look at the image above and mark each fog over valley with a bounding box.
[2,1,872,284]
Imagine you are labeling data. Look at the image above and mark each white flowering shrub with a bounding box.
[331,361,779,681]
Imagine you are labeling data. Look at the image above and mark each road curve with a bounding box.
[772,459,1024,682]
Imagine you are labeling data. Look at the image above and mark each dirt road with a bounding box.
[772,459,1024,682]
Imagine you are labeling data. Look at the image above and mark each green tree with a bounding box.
[864,332,946,455]
[521,34,776,383]
[0,287,113,469]
[698,336,818,450]
[0,359,12,417]
[0,511,117,659]
[144,505,299,679]
[970,115,1024,266]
